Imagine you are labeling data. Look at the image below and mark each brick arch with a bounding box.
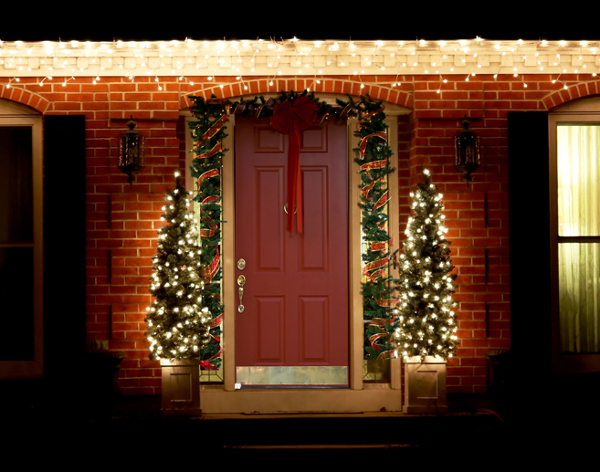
[180,77,413,111]
[0,85,49,114]
[542,80,600,110]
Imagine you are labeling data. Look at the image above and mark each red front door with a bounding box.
[234,117,349,387]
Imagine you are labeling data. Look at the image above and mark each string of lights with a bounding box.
[1,38,599,82]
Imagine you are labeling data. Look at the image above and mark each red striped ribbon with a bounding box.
[202,113,228,141]
[373,190,390,210]
[196,141,222,159]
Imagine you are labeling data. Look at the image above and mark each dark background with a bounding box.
[1,7,595,42]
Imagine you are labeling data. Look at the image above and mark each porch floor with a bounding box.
[2,373,598,461]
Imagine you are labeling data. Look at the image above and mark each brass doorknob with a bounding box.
[237,275,246,313]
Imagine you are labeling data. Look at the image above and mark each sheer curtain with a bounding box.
[557,125,600,353]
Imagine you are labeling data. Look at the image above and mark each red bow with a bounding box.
[200,360,217,370]
[270,96,318,234]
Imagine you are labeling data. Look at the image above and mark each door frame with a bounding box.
[186,94,407,412]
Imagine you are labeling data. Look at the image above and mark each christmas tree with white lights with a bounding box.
[394,168,459,361]
[145,171,211,360]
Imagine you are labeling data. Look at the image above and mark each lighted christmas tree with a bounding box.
[394,168,459,361]
[145,171,211,361]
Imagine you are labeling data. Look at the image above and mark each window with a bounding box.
[0,127,34,361]
[0,101,43,378]
[556,124,600,353]
[550,108,600,371]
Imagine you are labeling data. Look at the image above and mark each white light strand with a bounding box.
[1,38,600,81]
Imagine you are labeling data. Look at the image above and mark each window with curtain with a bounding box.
[557,124,600,353]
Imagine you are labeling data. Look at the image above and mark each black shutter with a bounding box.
[43,115,86,379]
[508,111,552,368]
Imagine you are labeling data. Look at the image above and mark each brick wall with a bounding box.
[80,78,183,394]
[1,73,595,395]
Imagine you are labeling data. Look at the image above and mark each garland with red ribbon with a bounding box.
[188,92,398,367]
[187,97,229,371]
[353,97,399,362]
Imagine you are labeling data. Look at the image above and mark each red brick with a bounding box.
[9,72,562,395]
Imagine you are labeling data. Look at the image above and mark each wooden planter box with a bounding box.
[160,359,201,416]
[403,356,447,414]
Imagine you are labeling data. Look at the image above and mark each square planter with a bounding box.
[160,359,201,416]
[403,356,447,414]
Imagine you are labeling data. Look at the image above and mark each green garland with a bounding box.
[187,98,228,370]
[353,97,399,362]
[187,92,397,365]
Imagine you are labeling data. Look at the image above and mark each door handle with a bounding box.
[284,203,297,214]
[237,275,246,313]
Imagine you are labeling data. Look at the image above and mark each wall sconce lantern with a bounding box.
[118,116,145,187]
[454,117,481,182]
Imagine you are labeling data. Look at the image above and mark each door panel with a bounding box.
[256,167,285,271]
[235,116,348,386]
[299,296,329,361]
[256,296,285,363]
[300,167,327,270]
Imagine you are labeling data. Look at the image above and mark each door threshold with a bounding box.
[237,386,349,389]
[200,387,402,414]
[201,411,411,420]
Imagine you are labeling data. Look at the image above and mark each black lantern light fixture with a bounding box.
[454,117,481,182]
[118,116,145,187]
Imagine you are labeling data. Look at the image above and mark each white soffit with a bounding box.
[0,38,599,78]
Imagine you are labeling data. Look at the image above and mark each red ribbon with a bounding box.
[360,159,388,172]
[376,297,400,307]
[369,332,387,351]
[359,131,387,155]
[369,269,386,281]
[370,241,388,252]
[377,350,395,360]
[195,141,222,159]
[200,345,223,370]
[270,96,318,234]
[373,190,390,210]
[202,113,228,141]
[196,168,220,195]
[368,318,397,359]
[361,176,386,200]
[199,195,219,238]
[340,102,354,120]
[211,313,223,329]
[205,247,220,282]
[356,108,385,132]
[363,255,389,276]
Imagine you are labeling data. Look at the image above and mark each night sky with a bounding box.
[0,7,595,42]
